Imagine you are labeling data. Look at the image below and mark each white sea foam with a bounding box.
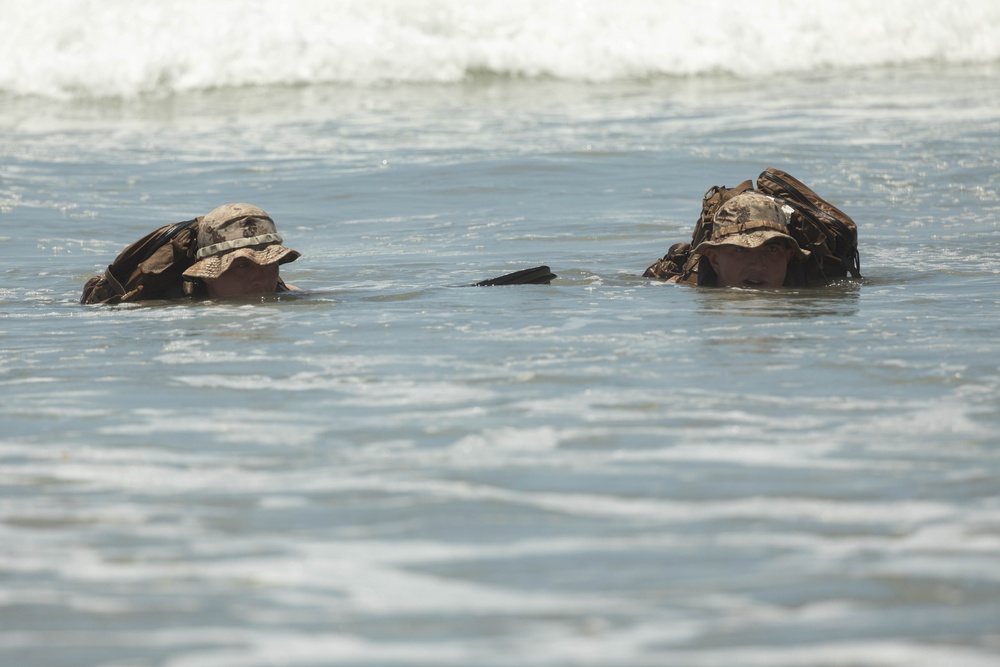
[2,0,999,98]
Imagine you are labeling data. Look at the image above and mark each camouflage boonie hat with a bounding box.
[693,192,810,260]
[182,203,300,280]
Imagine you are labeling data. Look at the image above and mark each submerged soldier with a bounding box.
[643,168,861,288]
[81,203,300,304]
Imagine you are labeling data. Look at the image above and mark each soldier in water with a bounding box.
[81,202,300,304]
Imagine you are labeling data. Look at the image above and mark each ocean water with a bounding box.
[2,2,1000,666]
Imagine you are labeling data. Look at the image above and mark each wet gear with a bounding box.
[644,168,861,286]
[476,265,557,286]
[80,219,199,304]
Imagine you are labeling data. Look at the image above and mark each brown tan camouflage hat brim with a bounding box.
[182,244,300,280]
[182,203,300,280]
[692,192,810,260]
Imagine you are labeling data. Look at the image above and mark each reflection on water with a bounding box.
[695,281,863,319]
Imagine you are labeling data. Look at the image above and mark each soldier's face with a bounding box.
[204,256,279,298]
[706,242,794,288]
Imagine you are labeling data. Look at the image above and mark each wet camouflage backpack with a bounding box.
[80,219,199,304]
[644,167,862,286]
